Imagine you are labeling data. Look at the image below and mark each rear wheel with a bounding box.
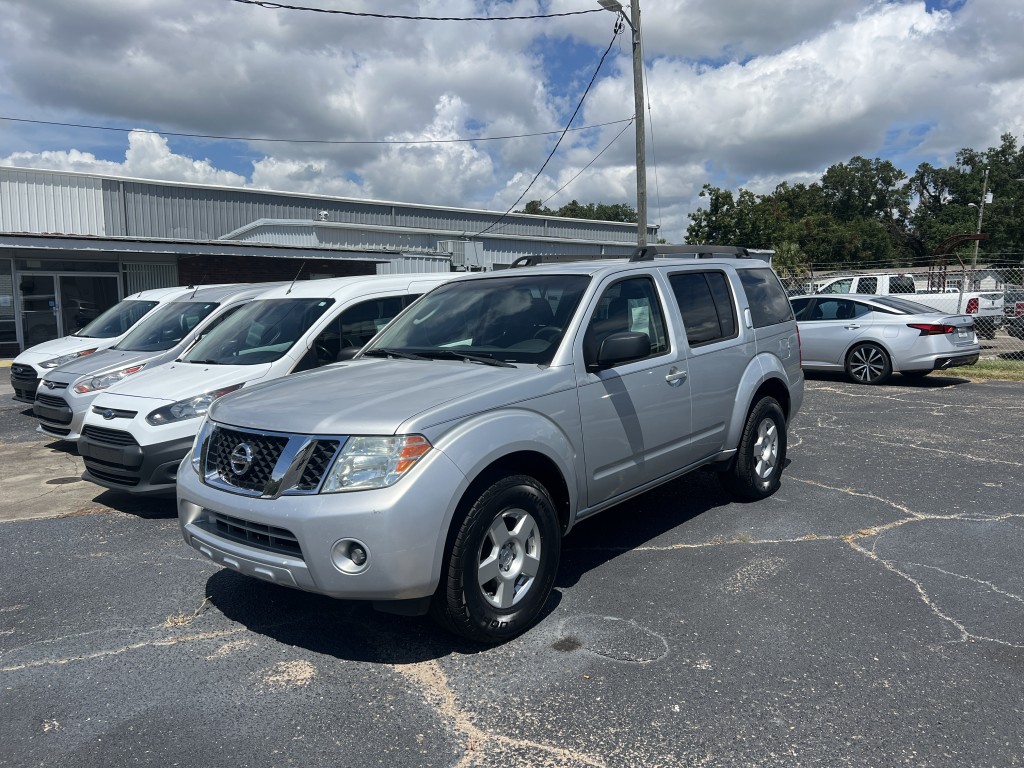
[431,474,561,643]
[719,397,787,501]
[846,343,892,385]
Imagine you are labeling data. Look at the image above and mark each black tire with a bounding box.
[845,343,892,385]
[719,397,787,502]
[974,318,996,340]
[431,474,561,643]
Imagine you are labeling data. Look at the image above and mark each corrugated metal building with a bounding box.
[0,166,655,353]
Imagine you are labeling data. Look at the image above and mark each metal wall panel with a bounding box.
[123,262,178,293]
[0,168,106,235]
[374,254,452,274]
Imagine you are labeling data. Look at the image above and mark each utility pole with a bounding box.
[970,167,989,271]
[599,0,647,245]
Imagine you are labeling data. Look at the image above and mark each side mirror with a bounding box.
[589,331,651,371]
[336,347,360,361]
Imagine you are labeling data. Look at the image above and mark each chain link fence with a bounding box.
[777,266,1024,366]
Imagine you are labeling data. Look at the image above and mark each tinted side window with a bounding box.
[739,269,794,327]
[889,275,916,294]
[858,277,878,294]
[790,297,812,320]
[302,296,407,369]
[668,271,738,346]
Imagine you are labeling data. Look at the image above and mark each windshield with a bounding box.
[367,274,590,365]
[73,300,159,338]
[113,301,220,352]
[871,296,944,315]
[182,298,335,365]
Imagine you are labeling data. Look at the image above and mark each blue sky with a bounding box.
[1,0,1022,241]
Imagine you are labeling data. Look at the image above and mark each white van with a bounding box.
[78,273,453,495]
[33,283,280,440]
[10,286,201,403]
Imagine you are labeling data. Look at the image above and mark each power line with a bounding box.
[541,118,635,206]
[472,18,625,238]
[0,115,633,146]
[229,0,603,21]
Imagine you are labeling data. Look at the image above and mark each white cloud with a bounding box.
[1,0,1022,242]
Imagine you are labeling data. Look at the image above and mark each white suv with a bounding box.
[178,252,804,642]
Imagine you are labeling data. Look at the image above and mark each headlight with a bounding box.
[190,418,214,474]
[146,384,243,426]
[321,435,431,493]
[40,348,98,369]
[74,364,145,394]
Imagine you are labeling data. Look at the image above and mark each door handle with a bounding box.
[844,324,860,330]
[665,366,688,385]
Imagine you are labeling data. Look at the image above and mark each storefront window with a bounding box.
[0,259,15,343]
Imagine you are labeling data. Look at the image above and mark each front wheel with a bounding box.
[431,474,561,643]
[846,343,892,385]
[719,397,787,501]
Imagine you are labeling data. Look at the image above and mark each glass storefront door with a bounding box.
[17,273,121,346]
[58,275,120,335]
[18,274,59,347]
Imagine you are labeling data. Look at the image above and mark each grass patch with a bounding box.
[932,358,1024,382]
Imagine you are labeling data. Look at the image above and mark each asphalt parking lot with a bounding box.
[1,369,1022,767]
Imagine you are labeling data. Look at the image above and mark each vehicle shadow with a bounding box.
[803,371,969,388]
[91,489,178,519]
[205,469,735,663]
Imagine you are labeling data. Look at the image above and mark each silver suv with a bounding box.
[178,252,803,642]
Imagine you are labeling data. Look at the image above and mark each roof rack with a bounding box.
[503,244,768,269]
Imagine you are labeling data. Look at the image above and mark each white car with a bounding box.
[33,283,278,440]
[78,273,453,495]
[10,286,201,403]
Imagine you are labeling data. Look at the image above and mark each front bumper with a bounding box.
[79,431,195,495]
[177,447,466,602]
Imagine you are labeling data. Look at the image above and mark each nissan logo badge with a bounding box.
[229,442,254,476]
[102,409,116,420]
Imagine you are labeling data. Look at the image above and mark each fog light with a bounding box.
[331,538,370,574]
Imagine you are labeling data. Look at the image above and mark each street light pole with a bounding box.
[598,0,647,246]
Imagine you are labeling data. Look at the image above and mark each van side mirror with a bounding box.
[336,347,360,361]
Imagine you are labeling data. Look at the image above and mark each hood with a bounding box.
[14,336,113,367]
[44,348,157,381]
[100,361,274,404]
[209,358,568,436]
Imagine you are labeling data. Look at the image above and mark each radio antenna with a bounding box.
[285,261,305,295]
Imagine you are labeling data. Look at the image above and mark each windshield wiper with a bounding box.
[362,348,430,361]
[422,350,516,368]
[188,359,223,365]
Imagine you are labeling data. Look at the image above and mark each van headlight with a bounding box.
[41,348,98,369]
[321,435,431,492]
[146,384,243,426]
[74,364,145,393]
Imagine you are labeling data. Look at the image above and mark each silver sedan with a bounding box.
[790,294,980,384]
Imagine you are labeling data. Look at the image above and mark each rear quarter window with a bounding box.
[738,269,794,328]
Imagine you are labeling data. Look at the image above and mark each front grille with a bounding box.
[208,427,288,493]
[86,466,140,487]
[83,425,139,447]
[35,393,68,409]
[11,364,36,380]
[296,440,341,491]
[40,424,72,437]
[90,406,138,420]
[40,381,68,391]
[206,510,303,558]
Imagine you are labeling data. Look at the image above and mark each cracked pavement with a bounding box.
[1,374,1022,767]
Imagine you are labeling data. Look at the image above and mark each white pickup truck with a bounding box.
[814,274,1004,338]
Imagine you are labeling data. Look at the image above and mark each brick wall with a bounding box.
[177,255,378,286]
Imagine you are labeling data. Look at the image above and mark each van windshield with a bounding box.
[367,274,590,365]
[73,300,160,339]
[113,301,220,352]
[182,298,334,365]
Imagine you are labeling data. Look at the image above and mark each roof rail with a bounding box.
[502,245,765,268]
[630,244,753,261]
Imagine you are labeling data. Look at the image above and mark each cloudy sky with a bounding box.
[1,0,1022,241]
